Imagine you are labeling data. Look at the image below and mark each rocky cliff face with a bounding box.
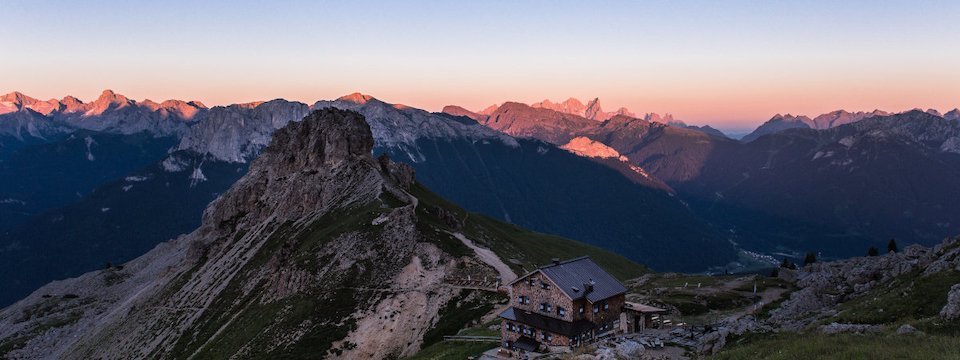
[0,108,479,358]
[174,99,309,162]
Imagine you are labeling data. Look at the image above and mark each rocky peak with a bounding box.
[156,99,206,120]
[59,95,85,111]
[139,99,161,110]
[200,106,384,229]
[94,89,129,105]
[529,97,637,121]
[440,105,486,122]
[0,91,61,115]
[810,109,887,129]
[643,112,676,124]
[613,106,636,118]
[584,98,603,120]
[531,97,588,117]
[945,108,960,121]
[337,92,376,105]
[82,89,133,116]
[779,113,812,123]
[264,108,374,167]
[0,91,35,105]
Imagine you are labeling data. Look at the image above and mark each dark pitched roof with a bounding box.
[534,256,627,303]
[499,307,594,337]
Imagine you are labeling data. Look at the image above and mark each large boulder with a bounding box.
[897,324,918,335]
[940,284,960,320]
[615,340,644,358]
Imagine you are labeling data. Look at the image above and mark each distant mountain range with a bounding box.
[0,90,204,139]
[741,108,960,143]
[444,100,960,260]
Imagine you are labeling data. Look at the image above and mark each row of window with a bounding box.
[526,278,551,290]
[516,296,610,316]
[593,301,610,313]
[505,322,554,342]
[538,303,567,317]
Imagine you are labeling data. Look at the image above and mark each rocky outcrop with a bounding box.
[697,315,770,355]
[560,136,629,161]
[694,237,959,355]
[769,237,960,331]
[897,324,919,335]
[0,108,477,359]
[941,284,960,320]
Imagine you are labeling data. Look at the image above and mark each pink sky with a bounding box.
[2,1,959,129]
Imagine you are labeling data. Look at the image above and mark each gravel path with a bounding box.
[451,232,517,284]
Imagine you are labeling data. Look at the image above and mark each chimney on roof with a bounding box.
[551,258,561,265]
[584,278,595,294]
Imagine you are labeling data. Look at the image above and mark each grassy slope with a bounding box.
[835,270,960,326]
[407,341,494,360]
[167,199,395,359]
[713,332,960,360]
[410,183,648,281]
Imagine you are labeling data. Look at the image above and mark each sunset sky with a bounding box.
[2,0,959,130]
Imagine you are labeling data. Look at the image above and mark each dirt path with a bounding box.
[451,232,517,284]
[724,287,789,321]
